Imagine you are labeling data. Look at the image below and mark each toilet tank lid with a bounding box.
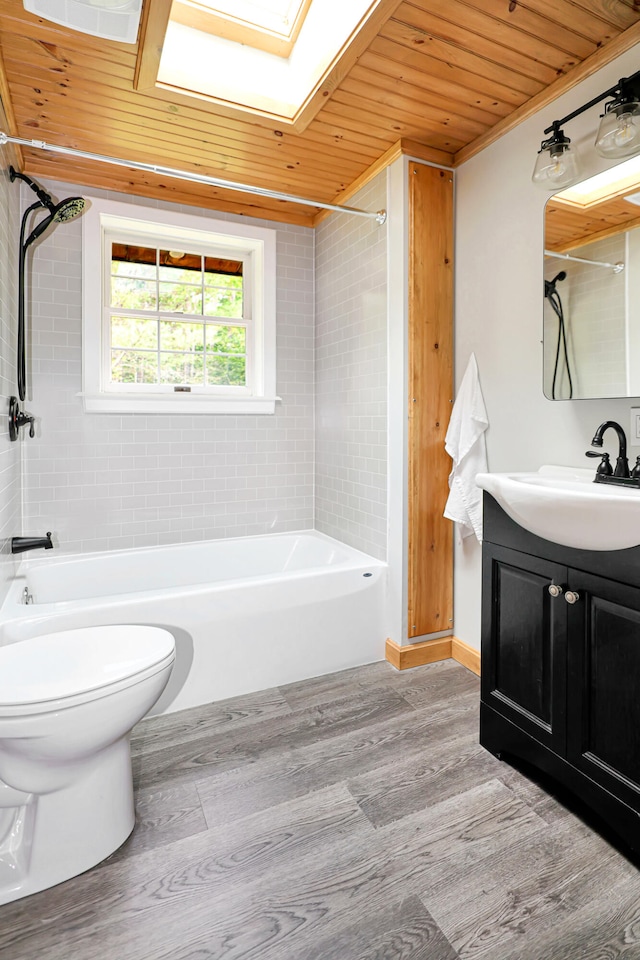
[0,625,176,704]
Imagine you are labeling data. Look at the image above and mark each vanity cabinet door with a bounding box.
[481,544,567,753]
[566,570,640,810]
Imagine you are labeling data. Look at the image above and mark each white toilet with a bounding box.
[0,624,175,905]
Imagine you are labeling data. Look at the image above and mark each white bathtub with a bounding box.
[0,531,388,714]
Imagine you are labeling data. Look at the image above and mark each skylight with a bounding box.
[157,0,380,128]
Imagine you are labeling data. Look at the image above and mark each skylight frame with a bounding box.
[171,0,312,58]
[134,0,400,134]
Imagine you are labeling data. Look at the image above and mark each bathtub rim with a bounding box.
[18,527,382,575]
[3,528,388,619]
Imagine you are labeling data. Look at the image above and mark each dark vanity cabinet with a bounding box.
[481,494,640,852]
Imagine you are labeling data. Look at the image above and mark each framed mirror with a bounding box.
[544,157,640,400]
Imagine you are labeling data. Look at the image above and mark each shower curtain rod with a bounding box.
[0,132,387,224]
[544,249,624,273]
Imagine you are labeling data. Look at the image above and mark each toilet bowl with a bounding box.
[0,624,175,905]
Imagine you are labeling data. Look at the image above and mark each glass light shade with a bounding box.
[532,141,580,189]
[595,102,640,159]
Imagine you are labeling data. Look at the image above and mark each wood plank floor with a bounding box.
[2,659,640,959]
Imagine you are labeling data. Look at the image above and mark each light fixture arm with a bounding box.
[533,69,640,189]
[542,70,640,136]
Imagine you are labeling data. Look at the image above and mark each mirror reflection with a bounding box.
[544,157,640,400]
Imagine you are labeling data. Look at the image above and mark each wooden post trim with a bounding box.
[451,637,481,676]
[385,636,452,670]
[407,163,454,638]
[385,636,481,676]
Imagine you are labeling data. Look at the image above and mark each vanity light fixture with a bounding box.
[533,69,640,189]
[532,121,579,189]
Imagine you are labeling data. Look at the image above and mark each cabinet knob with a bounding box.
[548,584,563,598]
[565,591,580,605]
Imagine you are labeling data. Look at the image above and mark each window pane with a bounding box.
[206,325,246,354]
[204,258,242,279]
[204,271,242,289]
[206,355,246,386]
[204,283,243,318]
[159,282,202,315]
[111,316,158,350]
[111,277,157,310]
[159,352,204,385]
[160,321,204,352]
[111,246,156,280]
[158,251,202,283]
[111,350,157,384]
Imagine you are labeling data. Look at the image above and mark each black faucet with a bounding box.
[589,421,629,478]
[11,532,53,555]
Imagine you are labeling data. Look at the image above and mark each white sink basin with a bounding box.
[476,465,640,551]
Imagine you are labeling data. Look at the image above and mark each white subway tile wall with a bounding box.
[0,153,22,600]
[24,182,315,553]
[315,174,388,559]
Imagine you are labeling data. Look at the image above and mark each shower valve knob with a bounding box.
[8,396,35,441]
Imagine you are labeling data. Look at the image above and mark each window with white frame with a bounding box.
[82,198,277,413]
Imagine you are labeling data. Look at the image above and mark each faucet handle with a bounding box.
[585,450,613,475]
[8,396,35,441]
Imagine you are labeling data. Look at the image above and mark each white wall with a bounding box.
[455,44,640,650]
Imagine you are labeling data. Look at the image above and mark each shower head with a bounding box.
[544,270,567,298]
[25,195,86,247]
[52,196,86,223]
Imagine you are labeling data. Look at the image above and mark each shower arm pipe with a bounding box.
[0,132,387,224]
[544,249,625,273]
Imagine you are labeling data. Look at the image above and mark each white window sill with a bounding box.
[78,393,280,414]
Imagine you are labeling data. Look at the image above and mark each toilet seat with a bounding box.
[0,625,176,715]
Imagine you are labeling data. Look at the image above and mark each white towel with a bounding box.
[444,353,489,542]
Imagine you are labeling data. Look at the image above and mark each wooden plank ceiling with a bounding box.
[1,0,640,226]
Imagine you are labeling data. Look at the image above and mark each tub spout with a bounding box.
[11,532,53,555]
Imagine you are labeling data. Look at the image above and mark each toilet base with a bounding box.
[0,737,135,905]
